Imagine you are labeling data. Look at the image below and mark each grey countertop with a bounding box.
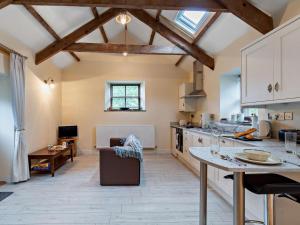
[170,124,284,148]
[190,147,300,173]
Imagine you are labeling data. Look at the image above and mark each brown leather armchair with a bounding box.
[99,138,140,186]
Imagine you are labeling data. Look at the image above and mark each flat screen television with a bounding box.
[58,125,78,138]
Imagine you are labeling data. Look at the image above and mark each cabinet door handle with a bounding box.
[198,138,203,143]
[275,82,279,92]
[221,140,226,144]
[267,84,273,93]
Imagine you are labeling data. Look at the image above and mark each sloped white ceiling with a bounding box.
[0,1,293,70]
[197,13,251,55]
[0,5,54,52]
[77,30,103,43]
[127,16,152,44]
[34,6,93,37]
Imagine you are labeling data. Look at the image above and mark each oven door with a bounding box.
[176,129,183,153]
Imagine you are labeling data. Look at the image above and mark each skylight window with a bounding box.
[175,11,208,34]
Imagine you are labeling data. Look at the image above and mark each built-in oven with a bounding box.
[175,128,183,153]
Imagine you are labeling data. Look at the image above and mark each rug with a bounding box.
[0,192,13,201]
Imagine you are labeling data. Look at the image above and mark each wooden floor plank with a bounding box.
[0,151,232,224]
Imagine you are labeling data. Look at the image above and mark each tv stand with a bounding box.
[58,137,78,157]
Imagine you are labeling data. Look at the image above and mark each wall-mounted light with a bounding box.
[44,78,55,89]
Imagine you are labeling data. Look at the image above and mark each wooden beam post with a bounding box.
[128,9,214,69]
[23,4,80,62]
[216,0,273,34]
[12,0,228,11]
[175,12,221,67]
[64,43,188,55]
[0,0,12,9]
[149,10,161,45]
[91,7,109,43]
[35,8,122,65]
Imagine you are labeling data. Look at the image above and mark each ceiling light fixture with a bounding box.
[44,78,55,89]
[116,12,131,25]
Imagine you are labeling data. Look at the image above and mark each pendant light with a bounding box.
[123,24,128,57]
[116,11,131,25]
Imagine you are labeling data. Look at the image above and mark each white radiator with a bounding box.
[96,124,155,148]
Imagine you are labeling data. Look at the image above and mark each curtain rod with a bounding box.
[0,43,28,59]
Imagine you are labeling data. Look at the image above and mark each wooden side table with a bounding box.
[58,137,78,157]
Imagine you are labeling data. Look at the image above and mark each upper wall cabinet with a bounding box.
[241,16,300,106]
[179,83,196,112]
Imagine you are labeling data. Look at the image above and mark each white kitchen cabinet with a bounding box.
[241,35,276,104]
[274,18,300,101]
[179,98,196,112]
[178,83,196,112]
[241,16,300,106]
[188,132,211,172]
[179,83,193,97]
[217,138,235,196]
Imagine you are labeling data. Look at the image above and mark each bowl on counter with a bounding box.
[243,149,271,162]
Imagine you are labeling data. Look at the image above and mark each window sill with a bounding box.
[104,110,146,112]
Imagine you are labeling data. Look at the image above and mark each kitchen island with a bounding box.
[189,147,300,225]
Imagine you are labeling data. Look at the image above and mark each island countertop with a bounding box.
[189,147,300,173]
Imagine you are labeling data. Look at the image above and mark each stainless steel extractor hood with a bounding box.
[187,61,207,97]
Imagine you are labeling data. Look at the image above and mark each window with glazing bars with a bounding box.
[110,84,141,110]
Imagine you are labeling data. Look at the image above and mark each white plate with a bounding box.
[235,153,282,165]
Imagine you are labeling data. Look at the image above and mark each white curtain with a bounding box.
[10,53,29,183]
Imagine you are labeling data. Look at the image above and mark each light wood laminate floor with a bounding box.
[0,151,233,225]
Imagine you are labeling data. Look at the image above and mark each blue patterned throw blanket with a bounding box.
[113,135,143,161]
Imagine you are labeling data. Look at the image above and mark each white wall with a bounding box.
[0,33,62,182]
[61,56,189,151]
[220,69,241,119]
[25,64,62,153]
[193,30,261,121]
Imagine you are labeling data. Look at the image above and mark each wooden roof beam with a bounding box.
[128,9,214,69]
[12,0,228,11]
[35,8,122,65]
[149,10,161,45]
[23,4,80,62]
[64,43,188,55]
[216,0,273,34]
[90,7,108,43]
[175,12,221,67]
[0,0,12,9]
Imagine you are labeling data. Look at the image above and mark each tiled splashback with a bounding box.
[259,102,300,138]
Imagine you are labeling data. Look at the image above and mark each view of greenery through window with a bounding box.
[111,84,140,110]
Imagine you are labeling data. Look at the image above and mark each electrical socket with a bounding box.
[277,112,285,121]
[284,112,293,120]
